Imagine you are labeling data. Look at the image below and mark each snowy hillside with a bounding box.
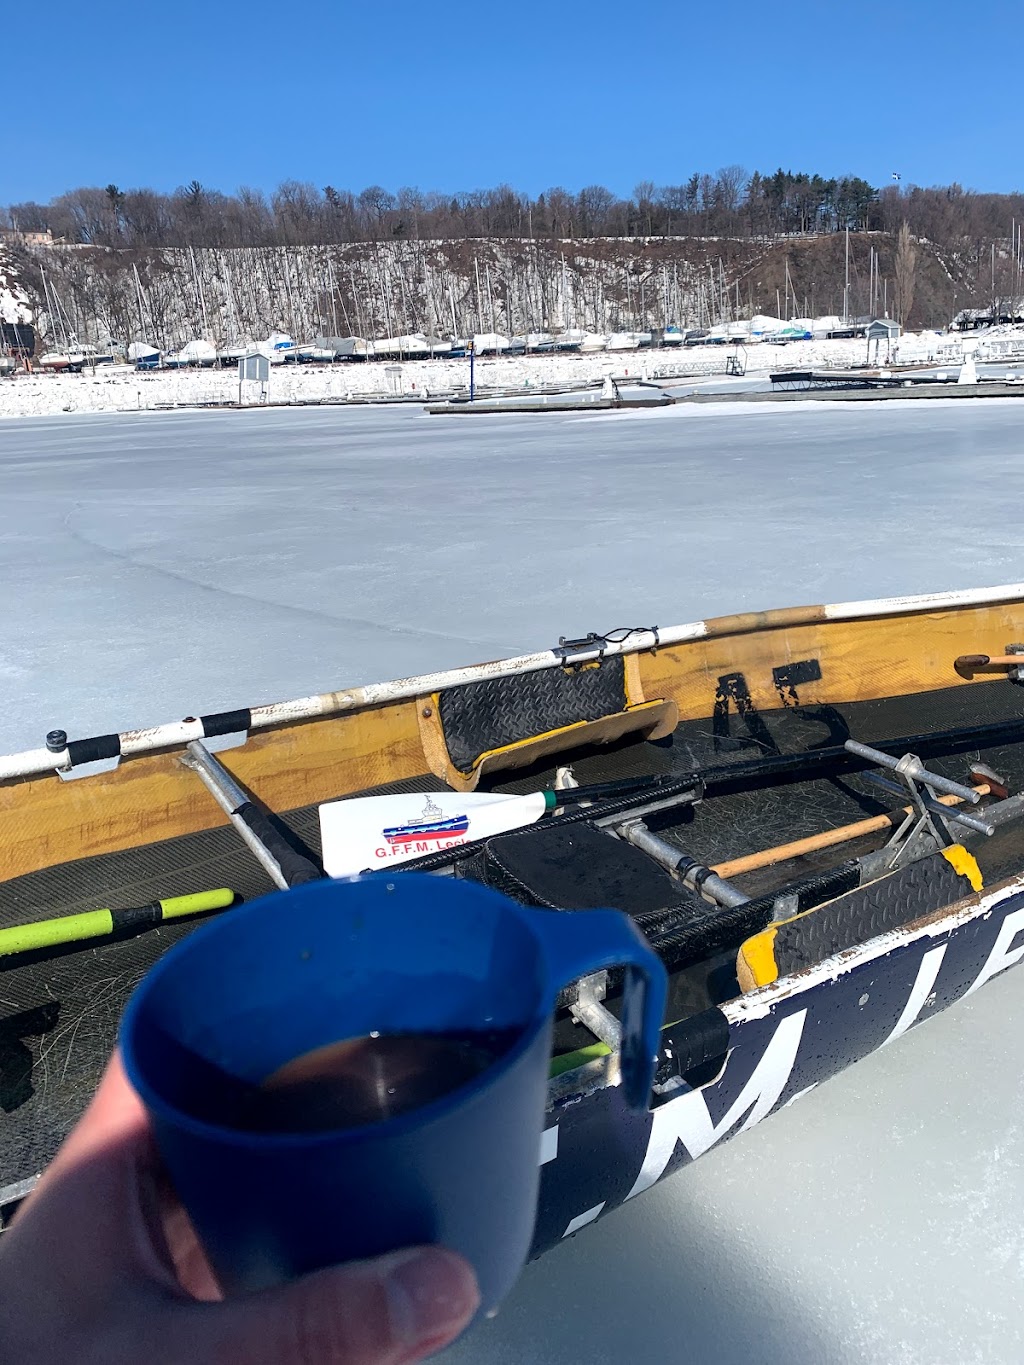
[0,245,32,324]
[6,237,770,351]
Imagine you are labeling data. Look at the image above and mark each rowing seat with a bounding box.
[481,820,699,919]
[417,652,678,790]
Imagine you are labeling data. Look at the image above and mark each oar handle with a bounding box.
[955,653,1024,674]
[0,888,236,958]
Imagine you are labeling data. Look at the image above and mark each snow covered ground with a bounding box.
[0,333,941,420]
[3,399,1024,1362]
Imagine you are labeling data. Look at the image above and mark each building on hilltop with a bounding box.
[0,227,56,247]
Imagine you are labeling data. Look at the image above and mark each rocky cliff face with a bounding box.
[3,230,954,351]
[4,236,768,349]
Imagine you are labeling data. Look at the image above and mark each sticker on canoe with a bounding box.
[319,790,549,878]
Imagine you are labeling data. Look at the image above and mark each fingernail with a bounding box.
[384,1246,480,1350]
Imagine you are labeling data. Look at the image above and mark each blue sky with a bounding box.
[6,0,1022,203]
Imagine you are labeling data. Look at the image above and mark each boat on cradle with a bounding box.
[215,345,250,368]
[316,335,374,362]
[164,339,218,369]
[128,342,161,370]
[263,332,296,365]
[4,584,1024,1244]
[580,331,610,352]
[372,334,432,361]
[293,345,336,365]
[605,331,652,351]
[535,331,585,354]
[507,333,556,355]
[37,350,79,372]
[37,343,103,373]
[472,332,510,356]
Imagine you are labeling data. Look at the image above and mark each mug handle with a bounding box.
[531,908,667,1110]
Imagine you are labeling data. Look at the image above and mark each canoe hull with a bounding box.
[532,876,1024,1254]
[5,582,1024,1242]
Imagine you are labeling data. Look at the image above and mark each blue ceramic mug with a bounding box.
[120,874,666,1310]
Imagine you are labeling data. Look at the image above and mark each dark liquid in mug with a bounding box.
[234,1029,518,1134]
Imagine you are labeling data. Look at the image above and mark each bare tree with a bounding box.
[632,182,656,236]
[894,221,918,325]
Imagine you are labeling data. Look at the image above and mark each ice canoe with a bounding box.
[4,583,1024,1251]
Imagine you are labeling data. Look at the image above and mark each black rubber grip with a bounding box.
[236,803,323,886]
[201,708,252,739]
[109,902,163,932]
[658,1007,731,1081]
[677,858,717,889]
[66,733,121,766]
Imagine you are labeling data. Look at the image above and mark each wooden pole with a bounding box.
[955,654,1024,672]
[711,786,990,880]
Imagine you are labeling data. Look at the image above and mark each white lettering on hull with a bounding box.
[625,1009,807,1201]
[562,1203,606,1237]
[883,944,948,1046]
[547,899,1024,1242]
[964,906,1024,999]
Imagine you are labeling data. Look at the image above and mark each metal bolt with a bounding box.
[45,730,68,753]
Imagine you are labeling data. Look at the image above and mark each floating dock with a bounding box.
[767,369,953,391]
[679,382,1024,405]
[426,392,672,415]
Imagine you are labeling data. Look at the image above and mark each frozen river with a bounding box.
[3,399,1024,1361]
[4,398,1024,753]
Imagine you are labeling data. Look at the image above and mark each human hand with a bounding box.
[0,1053,479,1363]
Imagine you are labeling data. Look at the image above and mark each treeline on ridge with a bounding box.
[5,169,1023,253]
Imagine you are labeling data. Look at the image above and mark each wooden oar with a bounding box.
[712,785,991,880]
[955,653,1024,676]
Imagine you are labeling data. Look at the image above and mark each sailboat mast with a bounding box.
[133,264,145,339]
[329,260,339,337]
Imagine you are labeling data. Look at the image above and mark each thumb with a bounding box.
[175,1246,480,1365]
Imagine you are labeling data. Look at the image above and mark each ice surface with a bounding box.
[3,399,1024,1361]
[3,399,1024,751]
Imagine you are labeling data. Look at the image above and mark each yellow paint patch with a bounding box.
[941,844,984,891]
[737,925,779,992]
